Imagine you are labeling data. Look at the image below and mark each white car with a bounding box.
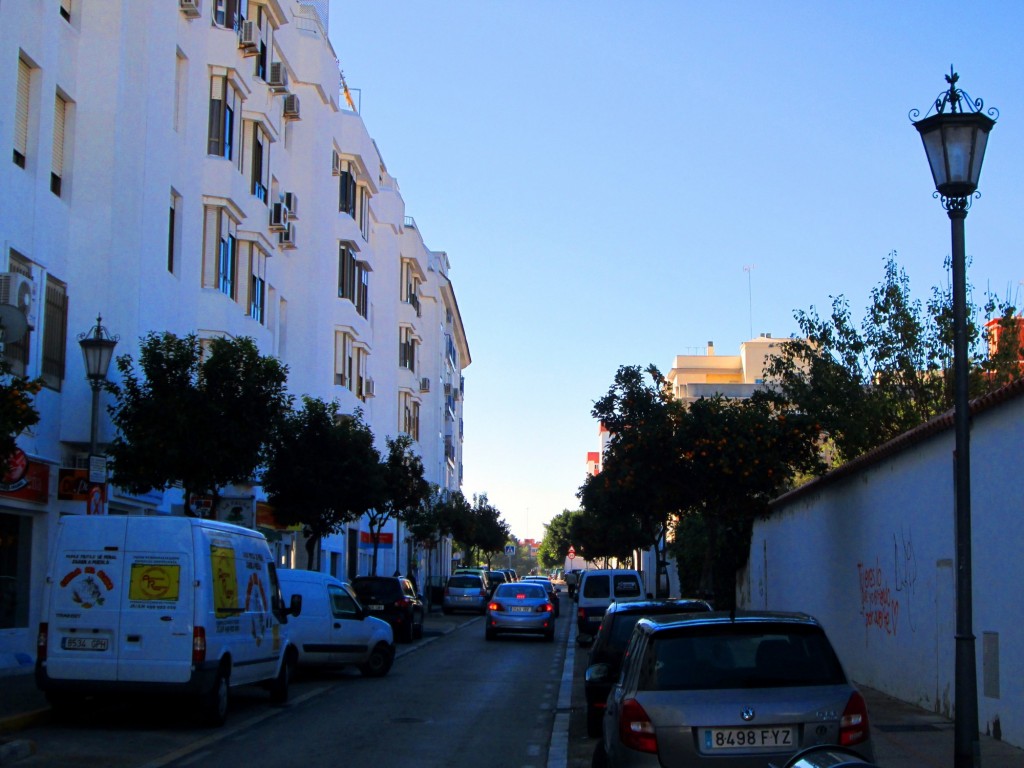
[277,570,395,677]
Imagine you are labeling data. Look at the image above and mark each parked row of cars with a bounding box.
[576,583,877,767]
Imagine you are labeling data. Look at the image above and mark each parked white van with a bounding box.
[277,569,395,676]
[35,515,301,725]
[574,568,648,641]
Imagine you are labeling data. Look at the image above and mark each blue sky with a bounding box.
[328,2,1024,542]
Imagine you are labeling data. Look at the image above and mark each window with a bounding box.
[249,122,268,202]
[167,191,180,274]
[207,75,240,159]
[338,162,356,217]
[337,243,369,318]
[41,275,68,391]
[218,233,236,297]
[334,330,354,388]
[59,0,71,21]
[4,252,32,376]
[359,186,370,240]
[399,326,417,372]
[202,204,240,293]
[50,93,67,196]
[400,392,420,441]
[401,260,421,315]
[253,6,267,80]
[213,0,240,29]
[13,58,31,168]
[248,244,268,323]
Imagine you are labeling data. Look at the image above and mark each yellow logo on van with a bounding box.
[129,564,180,601]
[210,543,239,618]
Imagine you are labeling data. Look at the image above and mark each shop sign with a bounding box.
[1,449,49,503]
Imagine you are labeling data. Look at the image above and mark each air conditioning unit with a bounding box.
[269,202,289,231]
[279,223,297,249]
[420,378,430,393]
[362,378,375,398]
[331,150,342,176]
[179,0,201,18]
[282,94,300,120]
[267,62,288,91]
[238,20,258,52]
[0,272,36,329]
[283,192,298,219]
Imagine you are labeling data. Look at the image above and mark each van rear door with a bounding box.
[45,516,128,682]
[117,518,195,683]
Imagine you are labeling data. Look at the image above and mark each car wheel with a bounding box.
[268,654,292,705]
[485,627,496,641]
[413,611,424,639]
[360,642,394,677]
[199,667,229,727]
[586,707,603,738]
[545,628,555,642]
[442,607,453,616]
[591,741,609,768]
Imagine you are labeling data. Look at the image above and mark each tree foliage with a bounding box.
[365,434,430,575]
[107,333,290,512]
[261,399,382,568]
[0,359,43,467]
[537,509,581,569]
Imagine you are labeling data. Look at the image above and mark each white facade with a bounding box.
[0,0,469,671]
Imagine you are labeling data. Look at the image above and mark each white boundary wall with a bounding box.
[738,382,1024,747]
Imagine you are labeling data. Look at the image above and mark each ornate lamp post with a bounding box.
[78,315,118,461]
[911,68,997,768]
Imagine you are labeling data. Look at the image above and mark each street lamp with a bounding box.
[78,315,118,459]
[911,67,997,768]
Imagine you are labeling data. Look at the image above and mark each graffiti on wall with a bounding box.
[857,526,918,636]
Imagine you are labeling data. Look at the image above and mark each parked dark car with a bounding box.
[583,598,712,736]
[351,576,424,643]
[593,611,873,767]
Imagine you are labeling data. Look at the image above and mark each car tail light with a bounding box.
[479,588,488,597]
[37,623,48,662]
[395,598,411,608]
[488,601,503,612]
[537,602,553,613]
[619,698,657,753]
[444,587,451,596]
[192,626,207,665]
[839,691,870,746]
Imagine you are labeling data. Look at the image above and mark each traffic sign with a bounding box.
[504,544,516,556]
[568,546,576,558]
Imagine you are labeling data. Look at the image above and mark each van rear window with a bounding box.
[582,575,610,598]
[613,575,641,596]
[448,576,482,589]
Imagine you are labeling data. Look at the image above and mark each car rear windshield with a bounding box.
[353,578,400,600]
[448,575,482,589]
[639,623,847,691]
[583,574,640,599]
[495,584,546,599]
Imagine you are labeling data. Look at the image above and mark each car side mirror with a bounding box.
[288,594,302,617]
[585,663,609,683]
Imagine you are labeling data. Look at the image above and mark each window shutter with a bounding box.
[202,206,220,288]
[207,77,225,156]
[60,0,71,20]
[42,276,69,391]
[334,331,346,384]
[15,59,31,162]
[52,94,66,178]
[236,240,250,309]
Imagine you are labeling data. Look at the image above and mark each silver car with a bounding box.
[484,582,555,641]
[595,611,873,767]
[442,573,489,615]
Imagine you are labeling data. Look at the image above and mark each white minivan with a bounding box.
[35,515,301,725]
[574,568,647,640]
[277,569,395,676]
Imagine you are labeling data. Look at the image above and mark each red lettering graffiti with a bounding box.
[857,560,899,636]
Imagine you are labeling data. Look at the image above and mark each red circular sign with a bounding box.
[568,546,576,558]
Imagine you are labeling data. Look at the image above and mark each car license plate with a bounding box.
[510,606,532,613]
[369,604,384,610]
[704,727,794,751]
[61,637,109,652]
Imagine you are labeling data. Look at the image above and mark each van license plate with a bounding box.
[369,604,384,610]
[61,637,109,652]
[704,727,794,750]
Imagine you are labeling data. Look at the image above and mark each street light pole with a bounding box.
[912,68,996,768]
[78,315,118,508]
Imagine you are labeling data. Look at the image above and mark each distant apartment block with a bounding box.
[666,335,787,403]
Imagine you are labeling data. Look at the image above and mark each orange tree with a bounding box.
[0,360,43,466]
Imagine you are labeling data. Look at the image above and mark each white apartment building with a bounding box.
[0,0,469,671]
[665,334,786,403]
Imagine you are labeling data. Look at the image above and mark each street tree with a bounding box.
[0,359,43,467]
[365,434,430,575]
[537,509,581,569]
[107,333,290,514]
[262,399,383,569]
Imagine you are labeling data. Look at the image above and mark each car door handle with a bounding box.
[334,622,341,629]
